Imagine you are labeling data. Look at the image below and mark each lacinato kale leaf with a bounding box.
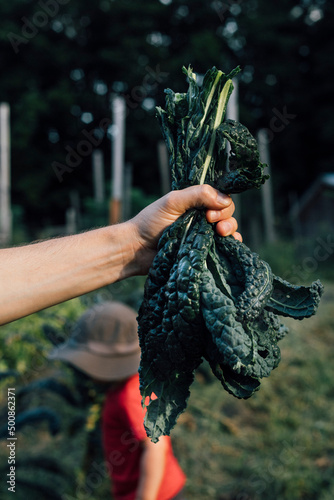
[137,65,324,443]
[265,275,323,319]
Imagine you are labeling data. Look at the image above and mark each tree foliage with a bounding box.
[0,0,333,234]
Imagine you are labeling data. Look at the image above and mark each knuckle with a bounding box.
[165,190,178,208]
[200,184,215,201]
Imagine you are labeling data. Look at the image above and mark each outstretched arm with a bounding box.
[0,184,240,325]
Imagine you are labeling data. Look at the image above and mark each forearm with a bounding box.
[0,185,240,326]
[135,439,167,500]
[0,221,139,325]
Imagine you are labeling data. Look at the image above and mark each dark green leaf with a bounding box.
[266,275,324,319]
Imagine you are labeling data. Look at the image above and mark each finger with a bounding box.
[215,217,238,237]
[165,185,232,216]
[206,201,235,223]
[232,231,243,242]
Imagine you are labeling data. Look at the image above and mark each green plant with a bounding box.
[137,65,323,443]
[0,298,108,499]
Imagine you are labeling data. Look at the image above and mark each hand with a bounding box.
[129,184,241,274]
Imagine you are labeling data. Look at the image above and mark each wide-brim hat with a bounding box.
[48,301,140,381]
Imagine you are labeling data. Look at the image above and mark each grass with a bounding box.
[172,281,334,500]
[0,279,333,500]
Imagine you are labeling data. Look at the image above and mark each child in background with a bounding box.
[49,301,186,500]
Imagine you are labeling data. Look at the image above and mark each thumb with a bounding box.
[165,184,232,215]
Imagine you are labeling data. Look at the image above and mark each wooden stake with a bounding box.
[157,141,170,195]
[226,78,241,226]
[257,129,276,243]
[0,102,11,245]
[110,198,121,225]
[92,149,105,204]
[110,95,126,224]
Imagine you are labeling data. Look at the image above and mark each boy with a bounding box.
[49,301,186,500]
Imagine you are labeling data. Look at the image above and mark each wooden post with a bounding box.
[226,78,239,124]
[92,149,105,204]
[226,78,241,225]
[257,129,276,243]
[157,140,171,195]
[65,207,77,235]
[122,162,133,221]
[110,95,126,224]
[0,102,11,246]
[289,190,302,244]
[69,190,80,232]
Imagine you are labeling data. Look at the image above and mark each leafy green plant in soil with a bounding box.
[137,65,324,442]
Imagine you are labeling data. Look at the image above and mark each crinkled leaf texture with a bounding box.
[140,364,194,443]
[137,65,324,443]
[266,275,323,318]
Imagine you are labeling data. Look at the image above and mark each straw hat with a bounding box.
[48,301,140,381]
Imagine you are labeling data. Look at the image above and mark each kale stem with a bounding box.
[188,68,196,111]
[198,70,223,130]
[185,70,222,151]
[180,214,194,246]
[199,79,233,185]
[181,79,233,246]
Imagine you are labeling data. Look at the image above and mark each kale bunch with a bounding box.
[137,66,323,442]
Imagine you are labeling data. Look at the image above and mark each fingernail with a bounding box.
[210,210,221,221]
[216,192,231,207]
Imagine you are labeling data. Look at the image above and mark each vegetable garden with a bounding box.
[1,268,334,499]
[1,1,334,498]
[1,62,334,500]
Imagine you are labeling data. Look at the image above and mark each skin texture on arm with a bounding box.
[0,184,240,325]
[135,436,169,500]
[0,223,134,325]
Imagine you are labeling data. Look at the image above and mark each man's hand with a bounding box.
[129,184,241,274]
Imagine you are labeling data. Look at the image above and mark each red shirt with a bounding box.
[102,373,186,500]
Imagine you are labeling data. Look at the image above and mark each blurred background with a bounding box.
[0,0,333,246]
[1,1,334,499]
